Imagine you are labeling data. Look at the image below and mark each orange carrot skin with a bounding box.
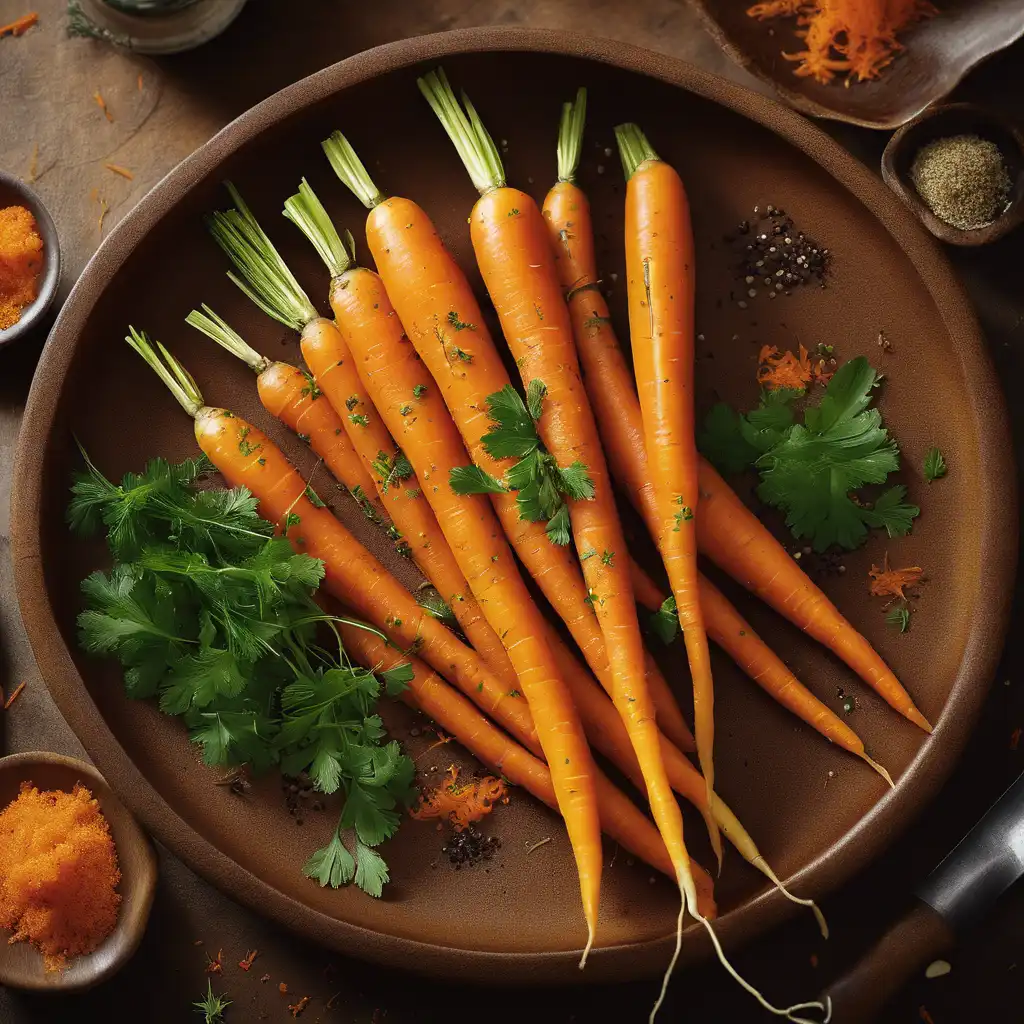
[625,157,719,805]
[299,317,518,693]
[696,461,932,732]
[338,623,715,915]
[255,359,381,512]
[191,406,537,753]
[364,195,694,755]
[470,185,694,893]
[328,266,604,939]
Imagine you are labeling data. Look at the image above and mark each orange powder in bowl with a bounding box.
[0,782,121,970]
[0,205,45,331]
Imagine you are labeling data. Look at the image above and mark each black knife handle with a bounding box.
[824,900,954,1024]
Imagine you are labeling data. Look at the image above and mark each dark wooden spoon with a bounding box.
[0,752,158,992]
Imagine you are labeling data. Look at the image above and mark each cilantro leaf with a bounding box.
[353,839,390,898]
[558,461,595,501]
[698,403,758,475]
[526,379,547,422]
[303,828,355,888]
[859,485,919,539]
[648,596,679,645]
[449,465,508,495]
[545,504,572,546]
[924,447,947,482]
[380,662,414,696]
[481,386,540,459]
[886,602,911,633]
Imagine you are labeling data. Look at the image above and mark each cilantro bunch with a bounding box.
[449,381,594,545]
[699,356,919,552]
[68,451,414,896]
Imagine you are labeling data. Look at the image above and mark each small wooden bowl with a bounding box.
[0,752,158,992]
[881,102,1024,246]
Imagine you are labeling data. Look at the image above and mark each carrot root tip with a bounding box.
[697,914,829,1022]
[648,889,686,1023]
[753,856,829,940]
[578,926,594,971]
[700,806,725,876]
[862,753,895,789]
[906,705,934,734]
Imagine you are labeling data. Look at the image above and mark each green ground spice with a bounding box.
[910,134,1011,231]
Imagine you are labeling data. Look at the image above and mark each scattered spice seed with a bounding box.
[810,953,819,968]
[726,204,829,302]
[238,949,258,971]
[877,329,892,353]
[1010,727,1021,752]
[279,983,288,994]
[910,135,1011,231]
[137,72,143,92]
[260,973,271,983]
[919,1007,936,1024]
[206,949,224,974]
[925,959,951,979]
[104,162,133,181]
[325,992,341,1009]
[441,823,502,869]
[93,90,113,123]
[4,682,26,710]
[27,141,38,182]
[0,12,38,38]
[525,836,552,854]
[193,938,204,946]
[96,194,109,235]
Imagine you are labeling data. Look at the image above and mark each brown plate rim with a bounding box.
[9,27,1017,983]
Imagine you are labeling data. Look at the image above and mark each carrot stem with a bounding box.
[322,132,388,210]
[282,178,356,279]
[616,122,660,179]
[125,327,202,416]
[207,183,318,331]
[556,87,587,184]
[417,68,505,194]
[185,305,269,374]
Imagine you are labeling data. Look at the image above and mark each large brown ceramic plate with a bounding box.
[10,29,1016,984]
[689,0,1024,130]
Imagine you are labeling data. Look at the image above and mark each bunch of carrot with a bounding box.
[118,67,935,1024]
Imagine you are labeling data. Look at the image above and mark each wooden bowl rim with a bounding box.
[8,27,1017,981]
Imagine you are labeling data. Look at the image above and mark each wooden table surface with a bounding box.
[1,2,1022,1021]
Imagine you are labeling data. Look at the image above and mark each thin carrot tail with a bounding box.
[752,857,829,940]
[861,753,895,788]
[578,924,595,970]
[700,804,724,875]
[905,704,934,733]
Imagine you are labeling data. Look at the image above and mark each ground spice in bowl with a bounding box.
[910,134,1012,231]
[0,782,121,971]
[0,205,44,330]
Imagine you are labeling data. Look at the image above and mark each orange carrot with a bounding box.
[204,187,517,692]
[618,123,719,836]
[322,131,695,757]
[283,228,604,957]
[543,131,891,785]
[129,330,820,938]
[420,74,713,1020]
[697,460,932,732]
[338,622,717,917]
[184,306,385,522]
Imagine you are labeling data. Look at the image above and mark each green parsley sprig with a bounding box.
[449,381,594,545]
[194,981,231,1023]
[698,356,919,552]
[69,453,414,895]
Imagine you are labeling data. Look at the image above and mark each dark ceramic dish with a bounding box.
[0,171,61,348]
[688,0,1024,130]
[0,753,158,992]
[9,29,1016,983]
[881,102,1024,246]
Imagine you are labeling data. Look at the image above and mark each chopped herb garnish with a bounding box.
[924,447,947,482]
[194,980,231,1023]
[648,595,679,645]
[296,433,311,444]
[349,413,370,427]
[447,310,476,332]
[507,689,522,698]
[581,549,597,561]
[345,395,360,411]
[284,512,302,529]
[886,602,911,633]
[304,485,326,509]
[600,550,615,566]
[237,426,262,458]
[300,370,322,400]
[399,404,413,416]
[413,384,428,398]
[372,449,414,490]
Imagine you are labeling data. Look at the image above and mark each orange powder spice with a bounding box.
[0,205,44,330]
[0,782,121,970]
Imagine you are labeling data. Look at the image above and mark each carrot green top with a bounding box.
[556,88,587,184]
[125,326,204,418]
[322,132,388,211]
[614,123,661,181]
[207,182,339,333]
[417,67,505,195]
[185,304,270,375]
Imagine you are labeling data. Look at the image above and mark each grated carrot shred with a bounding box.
[757,343,814,391]
[868,555,922,600]
[747,0,936,84]
[0,783,121,971]
[409,767,507,831]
